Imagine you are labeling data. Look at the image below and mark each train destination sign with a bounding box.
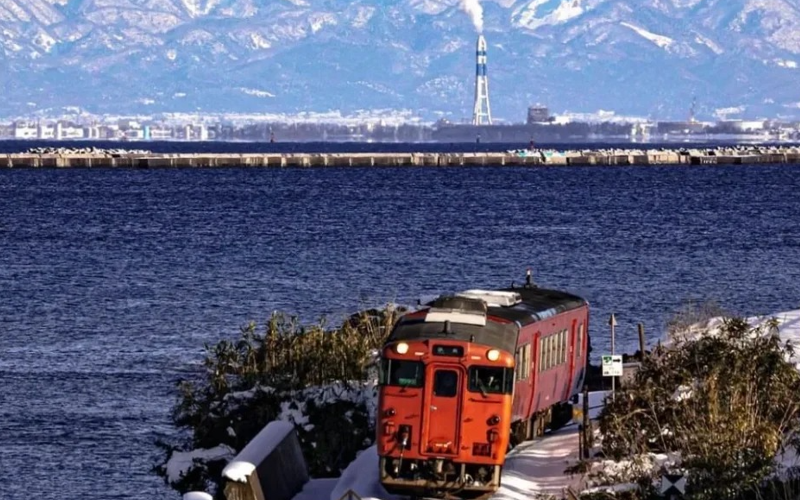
[602,355,623,377]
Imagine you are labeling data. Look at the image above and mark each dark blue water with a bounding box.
[1,163,800,499]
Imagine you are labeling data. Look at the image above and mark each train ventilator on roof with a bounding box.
[457,289,522,307]
[425,308,487,326]
[425,295,488,326]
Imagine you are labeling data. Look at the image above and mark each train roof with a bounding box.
[489,286,587,326]
[387,285,588,353]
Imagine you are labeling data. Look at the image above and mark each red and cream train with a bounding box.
[376,272,590,498]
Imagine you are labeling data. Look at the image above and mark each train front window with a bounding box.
[433,370,459,397]
[381,359,424,388]
[468,366,514,395]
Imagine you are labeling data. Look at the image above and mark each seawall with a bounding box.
[3,147,800,168]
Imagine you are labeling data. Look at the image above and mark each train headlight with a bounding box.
[486,349,500,361]
[396,342,409,354]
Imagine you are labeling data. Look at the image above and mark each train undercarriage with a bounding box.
[381,401,576,500]
[510,401,575,447]
[380,455,501,500]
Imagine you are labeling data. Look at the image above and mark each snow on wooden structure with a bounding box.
[222,421,309,500]
[184,493,213,500]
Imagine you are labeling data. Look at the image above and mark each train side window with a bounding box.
[565,329,569,363]
[555,334,560,366]
[433,370,458,397]
[577,323,584,357]
[515,344,531,380]
[537,338,543,372]
[549,335,556,369]
[541,337,548,371]
[545,336,551,371]
[555,332,561,366]
[543,336,549,371]
[554,333,560,366]
[382,359,424,388]
[561,330,567,364]
[556,331,562,365]
[524,344,531,378]
[564,329,569,363]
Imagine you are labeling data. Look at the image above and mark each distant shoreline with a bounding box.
[3,146,800,168]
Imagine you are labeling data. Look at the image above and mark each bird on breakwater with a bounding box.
[26,147,151,155]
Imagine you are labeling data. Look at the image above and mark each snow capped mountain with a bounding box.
[1,0,799,121]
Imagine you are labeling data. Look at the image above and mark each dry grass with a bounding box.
[597,315,800,500]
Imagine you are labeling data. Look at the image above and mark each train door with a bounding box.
[421,365,463,456]
[573,319,586,393]
[528,331,541,417]
[565,319,578,400]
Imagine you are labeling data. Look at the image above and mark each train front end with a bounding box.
[376,294,517,499]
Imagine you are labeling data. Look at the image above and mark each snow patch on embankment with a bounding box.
[680,309,800,370]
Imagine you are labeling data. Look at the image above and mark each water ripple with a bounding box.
[1,164,799,499]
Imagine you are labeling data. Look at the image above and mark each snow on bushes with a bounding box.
[587,310,800,500]
[154,306,406,497]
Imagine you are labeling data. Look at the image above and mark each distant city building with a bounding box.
[630,122,656,138]
[656,121,707,134]
[718,119,766,132]
[118,119,141,130]
[527,105,551,124]
[36,123,56,139]
[13,122,37,139]
[84,125,102,139]
[56,122,85,140]
[124,128,145,140]
[0,114,795,143]
[148,127,173,140]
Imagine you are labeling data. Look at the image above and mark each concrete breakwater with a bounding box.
[3,146,800,168]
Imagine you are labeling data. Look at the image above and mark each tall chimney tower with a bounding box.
[472,34,492,125]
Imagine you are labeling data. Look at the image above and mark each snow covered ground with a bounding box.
[328,446,401,500]
[292,478,340,500]
[492,426,584,499]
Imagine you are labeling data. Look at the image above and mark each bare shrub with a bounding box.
[665,299,729,345]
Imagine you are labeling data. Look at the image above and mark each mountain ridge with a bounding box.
[1,0,800,121]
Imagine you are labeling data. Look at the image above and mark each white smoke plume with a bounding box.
[460,0,484,33]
